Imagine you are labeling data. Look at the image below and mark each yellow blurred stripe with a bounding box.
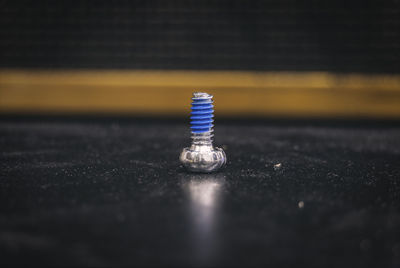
[0,69,400,118]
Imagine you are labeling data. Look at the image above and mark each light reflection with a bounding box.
[182,175,225,265]
[189,180,221,208]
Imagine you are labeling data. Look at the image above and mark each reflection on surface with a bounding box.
[189,179,221,208]
[183,175,225,265]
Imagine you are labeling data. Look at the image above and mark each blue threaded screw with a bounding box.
[190,92,214,133]
[180,92,226,173]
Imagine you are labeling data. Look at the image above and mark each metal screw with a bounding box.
[180,92,227,173]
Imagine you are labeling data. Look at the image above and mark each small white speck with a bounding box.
[298,201,305,209]
[273,163,282,170]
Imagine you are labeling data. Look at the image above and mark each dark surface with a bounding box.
[1,0,399,73]
[0,117,400,267]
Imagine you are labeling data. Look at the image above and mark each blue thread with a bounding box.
[190,94,214,133]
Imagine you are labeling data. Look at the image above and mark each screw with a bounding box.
[180,92,227,173]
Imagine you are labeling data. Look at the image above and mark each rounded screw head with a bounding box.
[180,146,226,173]
[181,91,226,173]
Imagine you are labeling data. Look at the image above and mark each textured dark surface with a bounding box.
[0,117,400,267]
[1,0,399,72]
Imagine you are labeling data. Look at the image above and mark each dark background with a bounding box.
[1,0,399,72]
[1,1,400,267]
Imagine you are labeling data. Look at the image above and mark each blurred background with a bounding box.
[0,0,399,119]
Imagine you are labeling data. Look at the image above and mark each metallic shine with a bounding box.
[180,93,226,173]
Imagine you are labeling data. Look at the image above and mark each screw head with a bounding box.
[180,146,226,173]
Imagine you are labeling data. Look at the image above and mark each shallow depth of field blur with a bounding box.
[0,1,399,119]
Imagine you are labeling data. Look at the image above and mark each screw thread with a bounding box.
[190,92,214,145]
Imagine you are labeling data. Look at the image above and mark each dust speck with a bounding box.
[298,201,305,209]
[273,163,282,170]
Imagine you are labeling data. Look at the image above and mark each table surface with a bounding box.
[1,117,399,267]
